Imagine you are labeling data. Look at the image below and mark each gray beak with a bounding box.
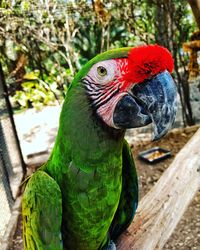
[113,70,177,140]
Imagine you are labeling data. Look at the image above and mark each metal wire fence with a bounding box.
[0,63,25,245]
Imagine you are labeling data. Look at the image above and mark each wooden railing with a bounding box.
[117,128,200,249]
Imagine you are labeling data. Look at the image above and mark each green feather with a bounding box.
[22,171,63,250]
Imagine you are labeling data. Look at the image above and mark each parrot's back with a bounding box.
[59,159,123,249]
[44,86,127,249]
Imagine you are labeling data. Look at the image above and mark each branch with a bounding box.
[117,128,200,250]
[188,0,200,29]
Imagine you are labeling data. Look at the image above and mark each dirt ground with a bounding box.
[11,126,200,249]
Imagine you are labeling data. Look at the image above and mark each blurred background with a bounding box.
[0,0,200,249]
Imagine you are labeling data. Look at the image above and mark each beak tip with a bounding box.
[152,133,165,141]
[152,116,175,141]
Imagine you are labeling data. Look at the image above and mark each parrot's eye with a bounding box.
[86,59,116,85]
[97,66,107,76]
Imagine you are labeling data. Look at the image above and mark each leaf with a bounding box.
[23,70,40,80]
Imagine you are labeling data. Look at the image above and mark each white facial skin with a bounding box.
[86,60,117,85]
[82,59,129,128]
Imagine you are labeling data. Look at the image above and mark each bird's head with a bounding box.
[73,45,177,140]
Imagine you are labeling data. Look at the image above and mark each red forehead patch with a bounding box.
[124,44,174,84]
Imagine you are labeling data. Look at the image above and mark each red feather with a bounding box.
[124,44,174,84]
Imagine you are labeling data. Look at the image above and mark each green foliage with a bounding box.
[11,70,65,110]
[0,0,197,116]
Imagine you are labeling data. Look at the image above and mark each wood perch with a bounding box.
[117,128,200,250]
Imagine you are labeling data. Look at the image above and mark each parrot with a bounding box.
[22,44,177,250]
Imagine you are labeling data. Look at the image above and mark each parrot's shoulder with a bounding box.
[122,139,138,201]
[122,139,133,159]
[109,139,138,240]
[22,170,63,249]
[23,170,61,197]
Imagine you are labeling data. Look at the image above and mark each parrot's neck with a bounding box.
[46,84,125,177]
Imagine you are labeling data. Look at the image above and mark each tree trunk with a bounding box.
[188,0,200,28]
[154,0,195,126]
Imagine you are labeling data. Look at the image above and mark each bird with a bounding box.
[22,44,177,250]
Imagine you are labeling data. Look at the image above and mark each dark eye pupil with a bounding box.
[97,66,107,76]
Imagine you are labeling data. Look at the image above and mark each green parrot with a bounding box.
[22,45,177,250]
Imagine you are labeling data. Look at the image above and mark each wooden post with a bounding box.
[117,128,200,250]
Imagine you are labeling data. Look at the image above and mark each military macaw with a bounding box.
[22,45,177,250]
